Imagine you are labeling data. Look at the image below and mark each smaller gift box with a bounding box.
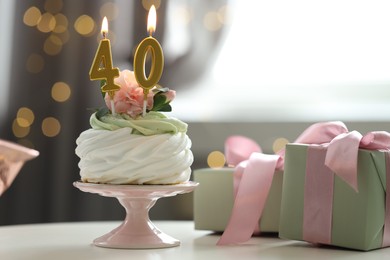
[193,167,283,232]
[280,138,390,251]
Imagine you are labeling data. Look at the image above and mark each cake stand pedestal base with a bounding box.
[73,181,198,249]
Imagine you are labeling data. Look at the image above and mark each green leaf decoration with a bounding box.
[96,107,110,119]
[159,103,172,112]
[149,86,174,113]
[151,94,168,111]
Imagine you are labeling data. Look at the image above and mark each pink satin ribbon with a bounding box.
[303,130,390,246]
[325,131,390,192]
[217,121,349,245]
[303,146,334,244]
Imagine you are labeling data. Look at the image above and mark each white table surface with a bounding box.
[1,221,390,260]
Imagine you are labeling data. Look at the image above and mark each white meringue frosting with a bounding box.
[75,112,193,184]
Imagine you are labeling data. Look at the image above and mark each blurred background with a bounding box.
[0,0,389,225]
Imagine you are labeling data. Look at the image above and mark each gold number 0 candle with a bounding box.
[89,17,120,115]
[134,5,164,117]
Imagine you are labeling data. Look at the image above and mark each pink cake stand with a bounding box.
[73,181,198,249]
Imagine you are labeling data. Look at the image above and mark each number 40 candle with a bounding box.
[134,5,164,117]
[89,17,120,115]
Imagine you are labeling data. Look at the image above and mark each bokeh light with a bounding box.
[53,13,68,33]
[74,15,96,36]
[51,82,71,102]
[203,11,222,31]
[23,6,41,27]
[43,34,63,55]
[272,137,289,153]
[12,119,30,138]
[100,2,119,21]
[55,30,70,44]
[37,12,56,33]
[42,117,61,137]
[16,107,35,127]
[207,151,226,168]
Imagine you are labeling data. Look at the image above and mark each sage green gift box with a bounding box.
[279,144,388,251]
[193,168,283,232]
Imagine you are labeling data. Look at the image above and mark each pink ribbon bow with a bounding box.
[325,131,390,192]
[217,121,349,245]
[303,130,390,246]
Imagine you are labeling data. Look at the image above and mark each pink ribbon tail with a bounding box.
[217,153,280,245]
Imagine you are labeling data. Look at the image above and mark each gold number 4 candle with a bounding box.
[89,17,120,99]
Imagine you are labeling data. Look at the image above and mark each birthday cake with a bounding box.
[75,70,193,184]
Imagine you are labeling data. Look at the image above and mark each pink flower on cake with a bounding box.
[104,70,153,118]
[104,69,175,118]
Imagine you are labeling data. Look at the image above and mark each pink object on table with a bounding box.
[0,139,39,196]
[73,181,198,249]
[224,135,262,166]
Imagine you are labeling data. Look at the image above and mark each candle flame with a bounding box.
[147,5,157,35]
[101,16,108,37]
